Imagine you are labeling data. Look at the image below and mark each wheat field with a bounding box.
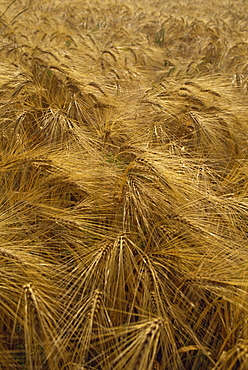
[1,0,248,369]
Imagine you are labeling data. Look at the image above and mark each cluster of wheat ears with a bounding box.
[1,0,248,369]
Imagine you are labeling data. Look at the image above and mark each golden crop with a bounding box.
[1,0,248,369]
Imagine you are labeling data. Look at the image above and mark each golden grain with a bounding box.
[1,0,248,368]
